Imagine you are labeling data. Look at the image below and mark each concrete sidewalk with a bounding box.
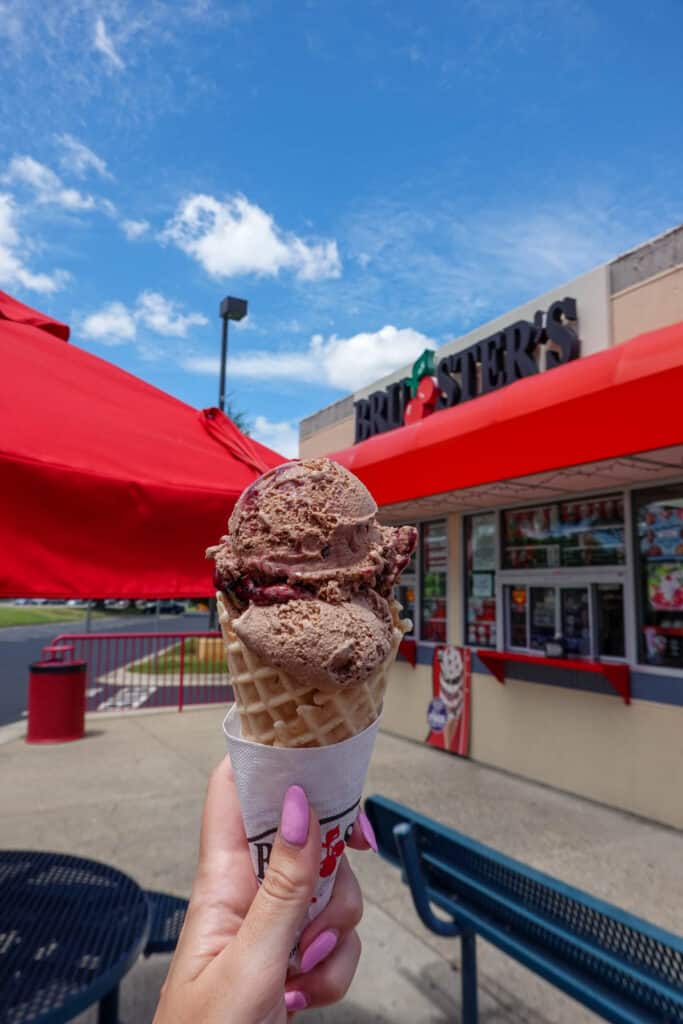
[2,708,682,1023]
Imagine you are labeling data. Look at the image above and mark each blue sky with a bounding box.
[1,0,682,456]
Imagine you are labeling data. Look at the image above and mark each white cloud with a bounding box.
[80,291,208,345]
[182,324,436,393]
[0,192,69,294]
[4,155,96,210]
[136,291,208,337]
[0,3,22,45]
[56,134,112,180]
[94,16,125,70]
[251,415,299,459]
[100,198,118,218]
[121,218,149,240]
[162,193,341,282]
[81,301,136,344]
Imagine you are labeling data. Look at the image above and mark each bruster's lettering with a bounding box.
[545,297,579,368]
[353,298,581,441]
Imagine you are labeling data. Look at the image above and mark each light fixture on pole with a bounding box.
[218,296,248,412]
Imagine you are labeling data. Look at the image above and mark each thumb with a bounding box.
[234,785,321,975]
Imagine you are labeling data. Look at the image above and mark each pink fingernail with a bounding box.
[281,785,309,846]
[358,810,378,853]
[300,928,338,973]
[285,990,309,1011]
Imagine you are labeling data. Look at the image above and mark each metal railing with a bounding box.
[49,632,231,713]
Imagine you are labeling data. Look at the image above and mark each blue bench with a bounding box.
[143,890,188,956]
[365,795,683,1024]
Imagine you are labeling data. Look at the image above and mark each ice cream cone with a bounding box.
[217,591,407,748]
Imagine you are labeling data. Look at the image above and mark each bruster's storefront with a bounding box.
[300,224,683,830]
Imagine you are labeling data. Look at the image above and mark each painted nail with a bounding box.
[300,928,338,973]
[281,785,309,846]
[285,990,309,1011]
[358,810,378,853]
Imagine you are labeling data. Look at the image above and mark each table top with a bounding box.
[0,850,150,1024]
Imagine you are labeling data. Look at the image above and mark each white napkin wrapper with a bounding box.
[223,705,381,965]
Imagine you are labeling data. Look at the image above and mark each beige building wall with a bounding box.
[381,663,433,743]
[299,415,354,458]
[611,265,683,345]
[469,673,683,830]
[382,666,683,830]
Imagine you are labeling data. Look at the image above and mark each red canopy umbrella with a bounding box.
[0,291,284,598]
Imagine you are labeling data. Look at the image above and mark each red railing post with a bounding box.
[178,636,185,713]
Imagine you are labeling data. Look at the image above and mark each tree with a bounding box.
[225,400,251,435]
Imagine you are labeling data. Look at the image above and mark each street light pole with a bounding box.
[210,296,248,633]
[219,314,229,413]
[218,296,248,413]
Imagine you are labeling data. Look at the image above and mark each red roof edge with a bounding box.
[0,290,70,341]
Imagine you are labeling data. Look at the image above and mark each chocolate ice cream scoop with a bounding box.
[209,458,416,600]
[227,458,377,577]
[232,593,394,693]
[207,457,417,693]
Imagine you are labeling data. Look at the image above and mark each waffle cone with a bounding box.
[217,591,407,748]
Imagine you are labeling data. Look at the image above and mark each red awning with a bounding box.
[0,291,284,598]
[333,322,683,508]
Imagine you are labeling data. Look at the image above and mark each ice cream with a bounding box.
[207,458,417,745]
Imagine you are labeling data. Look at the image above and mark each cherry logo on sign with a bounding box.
[320,825,345,877]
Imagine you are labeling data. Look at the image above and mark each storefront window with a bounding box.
[561,588,590,655]
[530,587,556,651]
[396,541,417,637]
[596,584,625,658]
[505,582,625,659]
[465,513,497,648]
[634,485,683,668]
[421,519,447,643]
[503,496,625,569]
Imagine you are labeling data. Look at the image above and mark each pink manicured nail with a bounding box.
[358,810,378,853]
[281,785,309,846]
[285,990,309,1011]
[300,928,338,973]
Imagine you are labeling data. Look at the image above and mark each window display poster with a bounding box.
[647,563,683,611]
[472,514,496,570]
[426,645,471,757]
[472,572,493,598]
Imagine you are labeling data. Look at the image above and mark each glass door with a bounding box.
[561,588,590,656]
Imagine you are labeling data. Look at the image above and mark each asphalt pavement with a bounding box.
[0,610,210,727]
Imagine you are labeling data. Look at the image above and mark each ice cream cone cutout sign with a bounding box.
[427,645,471,756]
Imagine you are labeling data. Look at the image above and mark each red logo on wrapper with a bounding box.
[426,645,471,756]
[320,825,346,877]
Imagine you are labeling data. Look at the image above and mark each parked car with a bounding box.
[159,601,185,614]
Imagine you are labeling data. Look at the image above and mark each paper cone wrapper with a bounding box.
[223,704,381,964]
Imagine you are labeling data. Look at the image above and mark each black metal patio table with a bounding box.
[0,850,150,1024]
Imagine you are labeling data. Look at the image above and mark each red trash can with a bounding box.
[27,653,87,743]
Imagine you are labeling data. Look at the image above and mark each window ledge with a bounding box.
[476,650,631,705]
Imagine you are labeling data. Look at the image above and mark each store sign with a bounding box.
[354,297,580,443]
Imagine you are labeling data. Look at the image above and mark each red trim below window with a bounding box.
[476,649,631,705]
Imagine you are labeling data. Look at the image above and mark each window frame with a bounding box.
[503,580,611,658]
[463,510,498,649]
[418,517,449,645]
[631,481,683,671]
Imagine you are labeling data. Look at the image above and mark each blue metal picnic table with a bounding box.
[0,850,150,1024]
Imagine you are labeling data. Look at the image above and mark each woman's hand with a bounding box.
[153,757,376,1023]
